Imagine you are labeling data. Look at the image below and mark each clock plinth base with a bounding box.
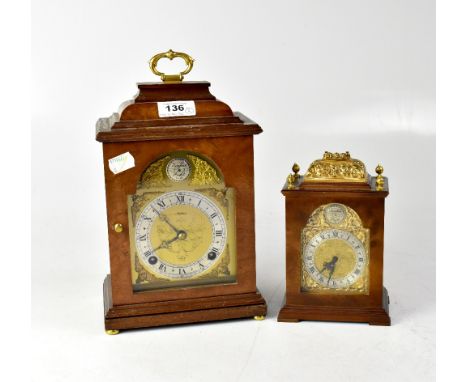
[277,287,390,326]
[103,275,267,332]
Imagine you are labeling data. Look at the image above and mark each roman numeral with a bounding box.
[144,250,152,258]
[176,195,184,203]
[178,268,186,275]
[138,235,146,241]
[210,213,217,219]
[215,230,223,237]
[157,200,166,208]
[159,263,166,272]
[198,262,205,269]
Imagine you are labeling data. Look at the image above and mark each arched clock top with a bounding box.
[305,203,364,231]
[302,203,369,247]
[138,151,225,190]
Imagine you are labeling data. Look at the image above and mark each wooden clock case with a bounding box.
[96,81,266,331]
[277,163,391,326]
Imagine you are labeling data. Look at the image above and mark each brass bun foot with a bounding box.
[254,315,265,321]
[106,329,120,335]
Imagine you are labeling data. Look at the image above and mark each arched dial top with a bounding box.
[139,151,224,190]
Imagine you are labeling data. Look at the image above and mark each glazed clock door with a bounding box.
[128,151,237,292]
[301,203,370,295]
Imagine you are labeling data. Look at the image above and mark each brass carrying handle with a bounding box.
[149,50,194,82]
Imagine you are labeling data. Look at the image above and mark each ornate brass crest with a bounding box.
[304,151,368,183]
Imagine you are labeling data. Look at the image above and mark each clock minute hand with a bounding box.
[160,214,180,234]
[327,265,336,285]
[318,256,338,285]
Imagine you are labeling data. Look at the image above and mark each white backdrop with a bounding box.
[32,1,435,381]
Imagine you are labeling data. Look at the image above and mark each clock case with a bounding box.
[277,161,391,325]
[96,81,266,331]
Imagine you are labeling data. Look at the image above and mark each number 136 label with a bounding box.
[157,100,196,117]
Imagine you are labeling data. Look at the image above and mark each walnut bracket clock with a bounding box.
[96,50,266,334]
[277,152,391,325]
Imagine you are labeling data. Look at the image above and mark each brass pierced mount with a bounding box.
[149,49,194,82]
[287,163,301,189]
[304,151,368,183]
[375,164,385,191]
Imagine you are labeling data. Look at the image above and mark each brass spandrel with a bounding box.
[187,154,222,186]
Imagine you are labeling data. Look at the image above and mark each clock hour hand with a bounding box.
[151,228,189,255]
[319,256,339,285]
[152,235,179,253]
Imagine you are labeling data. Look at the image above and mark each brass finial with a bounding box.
[292,163,300,177]
[287,163,301,189]
[375,164,384,191]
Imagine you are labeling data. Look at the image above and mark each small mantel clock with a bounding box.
[277,152,391,325]
[96,50,266,334]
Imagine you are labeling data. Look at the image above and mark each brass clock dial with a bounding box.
[128,151,237,292]
[301,203,369,294]
[135,190,227,279]
[303,229,367,289]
